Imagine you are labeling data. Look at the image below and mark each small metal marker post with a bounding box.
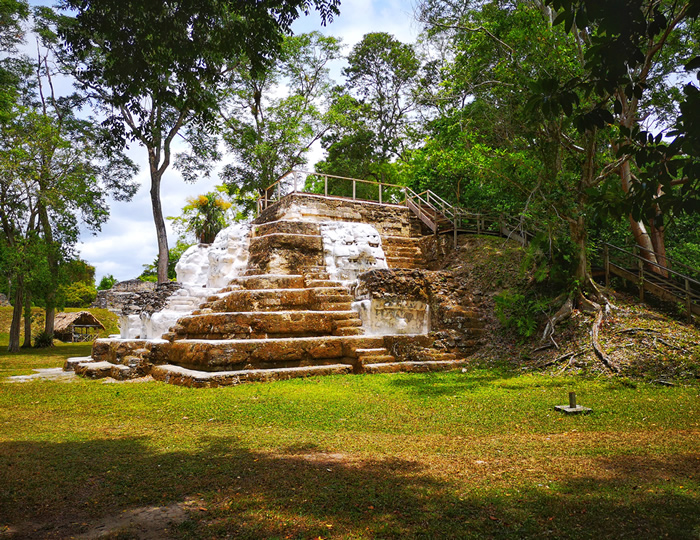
[555,391,592,415]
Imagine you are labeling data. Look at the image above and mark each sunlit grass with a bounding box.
[1,363,698,538]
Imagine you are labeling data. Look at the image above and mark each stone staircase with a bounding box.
[383,236,425,269]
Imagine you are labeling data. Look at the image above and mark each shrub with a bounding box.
[494,290,548,339]
[33,331,54,348]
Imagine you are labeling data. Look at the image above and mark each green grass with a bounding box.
[1,346,699,539]
[0,306,118,376]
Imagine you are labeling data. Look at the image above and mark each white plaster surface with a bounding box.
[320,222,387,282]
[121,223,251,339]
[352,298,430,336]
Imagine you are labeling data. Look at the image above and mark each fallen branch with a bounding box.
[540,348,585,368]
[615,328,661,335]
[533,343,555,353]
[657,338,681,350]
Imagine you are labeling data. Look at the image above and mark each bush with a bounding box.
[97,274,117,290]
[494,290,548,339]
[33,331,54,348]
[59,281,98,307]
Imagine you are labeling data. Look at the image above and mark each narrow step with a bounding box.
[152,363,353,388]
[363,359,469,374]
[334,327,363,336]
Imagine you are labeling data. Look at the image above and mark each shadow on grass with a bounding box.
[384,369,520,397]
[1,437,698,539]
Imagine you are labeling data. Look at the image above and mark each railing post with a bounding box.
[379,182,382,204]
[637,247,645,302]
[686,278,692,323]
[324,175,328,197]
[604,244,610,289]
[453,214,458,249]
[352,179,356,200]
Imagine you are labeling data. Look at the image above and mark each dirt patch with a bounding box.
[1,499,200,539]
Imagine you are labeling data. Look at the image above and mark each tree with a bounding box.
[42,0,339,283]
[139,239,193,282]
[169,189,232,244]
[343,33,421,164]
[0,40,137,351]
[540,0,700,272]
[220,31,342,214]
[97,274,117,291]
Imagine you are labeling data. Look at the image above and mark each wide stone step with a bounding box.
[73,361,136,380]
[363,359,469,374]
[206,288,313,312]
[305,279,344,288]
[168,335,386,371]
[171,311,362,340]
[226,275,306,290]
[318,302,353,311]
[386,257,424,269]
[152,363,352,388]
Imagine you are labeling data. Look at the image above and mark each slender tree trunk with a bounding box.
[8,278,23,353]
[37,171,59,335]
[149,163,169,284]
[570,216,590,284]
[22,292,32,348]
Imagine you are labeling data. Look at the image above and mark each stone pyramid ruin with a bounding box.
[67,193,485,387]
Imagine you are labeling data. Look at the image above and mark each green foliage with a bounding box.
[32,330,53,348]
[494,290,549,339]
[97,274,117,291]
[58,281,97,308]
[520,230,578,290]
[169,189,232,244]
[140,239,193,282]
[220,32,342,212]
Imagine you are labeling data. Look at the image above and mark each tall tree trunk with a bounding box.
[8,278,23,353]
[149,162,169,284]
[22,292,32,348]
[570,215,590,284]
[618,159,663,273]
[37,203,58,335]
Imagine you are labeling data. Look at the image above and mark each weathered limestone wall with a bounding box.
[255,193,425,239]
[92,280,158,314]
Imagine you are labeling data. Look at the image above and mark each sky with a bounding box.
[62,0,422,283]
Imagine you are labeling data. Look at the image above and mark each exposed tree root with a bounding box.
[542,277,619,374]
[541,294,573,344]
[615,328,661,335]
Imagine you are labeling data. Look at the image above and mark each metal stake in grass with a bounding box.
[555,391,592,415]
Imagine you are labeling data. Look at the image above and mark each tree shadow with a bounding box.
[1,436,698,539]
[383,369,519,398]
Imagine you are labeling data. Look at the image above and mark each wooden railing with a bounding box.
[256,171,698,320]
[257,170,532,247]
[603,243,700,321]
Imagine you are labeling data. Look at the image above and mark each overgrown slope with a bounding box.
[433,235,700,382]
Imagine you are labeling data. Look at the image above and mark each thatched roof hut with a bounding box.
[54,311,105,342]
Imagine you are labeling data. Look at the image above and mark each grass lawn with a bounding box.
[1,335,699,539]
